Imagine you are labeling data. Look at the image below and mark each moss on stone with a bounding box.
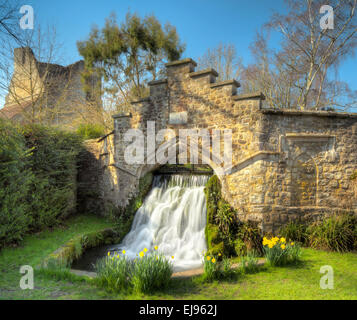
[350,171,357,180]
[208,241,224,257]
[204,175,237,256]
[113,172,154,242]
[204,175,263,257]
[206,224,221,246]
[42,228,120,268]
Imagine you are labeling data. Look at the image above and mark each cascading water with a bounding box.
[110,174,209,272]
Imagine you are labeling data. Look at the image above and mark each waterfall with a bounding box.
[110,174,208,272]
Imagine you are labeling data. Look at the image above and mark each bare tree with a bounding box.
[0,0,23,43]
[197,43,243,81]
[243,0,357,111]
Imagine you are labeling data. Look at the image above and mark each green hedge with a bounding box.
[0,120,83,248]
[0,120,33,246]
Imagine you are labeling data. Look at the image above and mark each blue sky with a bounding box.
[10,0,357,92]
[27,0,284,65]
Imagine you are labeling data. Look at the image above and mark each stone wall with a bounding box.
[80,58,357,233]
[257,110,357,232]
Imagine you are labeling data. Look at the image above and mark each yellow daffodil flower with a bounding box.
[212,258,216,263]
[263,237,269,246]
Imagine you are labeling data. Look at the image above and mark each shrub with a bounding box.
[0,119,33,247]
[0,120,83,248]
[308,214,357,252]
[96,253,133,292]
[215,200,237,240]
[204,176,222,251]
[237,221,264,256]
[234,238,247,257]
[204,175,239,256]
[240,251,260,274]
[76,123,106,140]
[131,252,173,294]
[22,124,83,230]
[280,221,309,245]
[207,241,224,257]
[263,236,301,266]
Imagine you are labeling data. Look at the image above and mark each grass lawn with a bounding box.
[0,214,356,300]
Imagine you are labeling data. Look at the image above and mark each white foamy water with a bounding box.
[110,175,208,272]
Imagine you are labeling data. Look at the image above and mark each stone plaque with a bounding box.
[169,112,188,125]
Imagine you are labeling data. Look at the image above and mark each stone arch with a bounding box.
[134,137,226,179]
[290,152,318,207]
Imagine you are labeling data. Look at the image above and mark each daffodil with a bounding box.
[280,237,286,243]
[281,244,286,250]
[207,256,211,261]
[139,251,144,258]
[171,256,174,259]
[154,246,158,250]
[122,250,126,254]
[218,253,222,257]
[107,251,110,256]
[291,242,295,246]
[144,248,148,252]
[263,237,269,246]
[212,258,216,263]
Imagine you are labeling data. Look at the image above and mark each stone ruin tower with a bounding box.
[0,47,100,127]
